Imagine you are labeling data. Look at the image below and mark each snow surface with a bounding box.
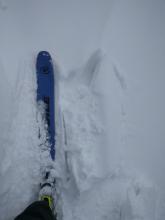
[0,0,165,219]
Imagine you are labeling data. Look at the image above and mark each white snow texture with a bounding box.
[0,0,165,220]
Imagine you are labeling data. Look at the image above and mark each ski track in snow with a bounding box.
[0,60,49,219]
[55,51,157,220]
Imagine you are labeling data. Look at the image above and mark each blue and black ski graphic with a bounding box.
[36,51,55,161]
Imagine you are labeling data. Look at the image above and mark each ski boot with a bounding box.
[39,171,56,210]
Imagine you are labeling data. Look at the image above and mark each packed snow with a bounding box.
[0,0,165,220]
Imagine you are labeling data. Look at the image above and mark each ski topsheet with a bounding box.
[36,51,55,161]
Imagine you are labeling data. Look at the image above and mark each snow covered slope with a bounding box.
[0,0,165,219]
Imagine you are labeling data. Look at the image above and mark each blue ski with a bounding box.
[36,51,55,161]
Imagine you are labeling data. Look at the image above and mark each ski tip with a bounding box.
[37,51,53,67]
[37,51,51,59]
